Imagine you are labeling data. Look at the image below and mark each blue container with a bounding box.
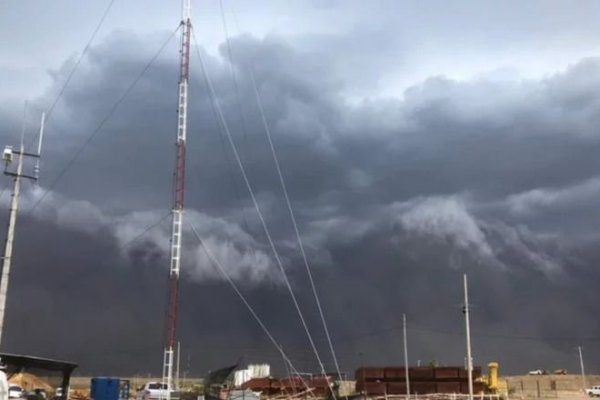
[91,377,121,400]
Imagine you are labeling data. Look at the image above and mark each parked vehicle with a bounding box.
[8,386,24,399]
[53,387,70,400]
[553,369,567,375]
[26,388,47,400]
[136,382,170,400]
[528,369,544,375]
[587,386,600,397]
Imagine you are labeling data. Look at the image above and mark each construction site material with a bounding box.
[384,368,406,381]
[460,382,485,394]
[356,366,485,395]
[386,383,407,394]
[433,368,460,381]
[233,365,270,388]
[361,396,502,400]
[337,381,355,397]
[409,368,434,381]
[411,382,437,395]
[355,382,386,395]
[436,382,461,393]
[240,375,333,398]
[228,390,260,400]
[458,367,481,380]
[68,388,92,400]
[8,373,53,392]
[356,368,385,382]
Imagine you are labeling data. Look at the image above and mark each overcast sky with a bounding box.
[1,0,600,378]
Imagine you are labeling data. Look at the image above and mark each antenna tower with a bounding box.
[162,1,191,399]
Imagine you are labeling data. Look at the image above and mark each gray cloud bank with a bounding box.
[1,27,600,376]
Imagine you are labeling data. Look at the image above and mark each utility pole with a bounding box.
[578,346,586,392]
[162,1,191,399]
[402,314,410,399]
[0,108,44,347]
[463,274,474,400]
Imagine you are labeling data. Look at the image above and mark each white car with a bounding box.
[587,386,600,397]
[8,386,24,399]
[136,382,170,400]
[28,389,47,400]
[528,369,544,375]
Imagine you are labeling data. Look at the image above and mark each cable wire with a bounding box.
[192,32,335,397]
[223,1,344,383]
[48,0,118,121]
[26,0,118,151]
[25,25,181,218]
[331,323,600,346]
[196,45,251,237]
[247,30,344,387]
[188,222,316,398]
[119,211,171,249]
[217,0,252,234]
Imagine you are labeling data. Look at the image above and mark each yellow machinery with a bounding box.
[487,362,499,392]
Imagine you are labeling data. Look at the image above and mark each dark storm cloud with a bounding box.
[2,28,600,377]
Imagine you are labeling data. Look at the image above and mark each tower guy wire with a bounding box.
[24,25,181,218]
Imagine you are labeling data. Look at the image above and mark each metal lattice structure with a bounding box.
[162,1,191,399]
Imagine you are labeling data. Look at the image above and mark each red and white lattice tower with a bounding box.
[162,1,191,398]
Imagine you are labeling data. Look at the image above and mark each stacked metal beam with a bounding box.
[355,366,486,395]
[241,376,332,397]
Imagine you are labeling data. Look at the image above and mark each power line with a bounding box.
[412,326,600,343]
[330,323,600,346]
[24,25,181,218]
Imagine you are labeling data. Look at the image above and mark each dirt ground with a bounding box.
[68,374,600,400]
